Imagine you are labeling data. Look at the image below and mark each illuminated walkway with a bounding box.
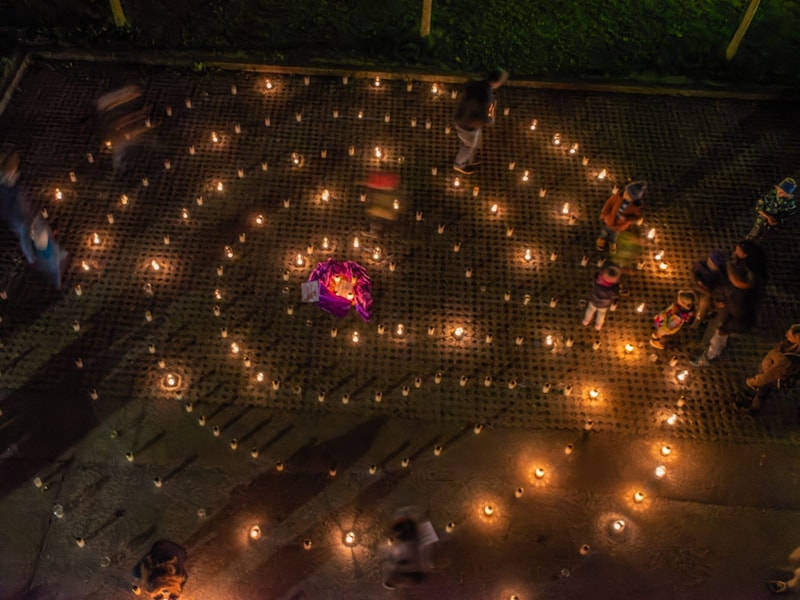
[0,57,799,599]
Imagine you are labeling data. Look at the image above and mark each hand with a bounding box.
[612,185,619,194]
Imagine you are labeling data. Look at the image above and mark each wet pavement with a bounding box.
[0,56,799,600]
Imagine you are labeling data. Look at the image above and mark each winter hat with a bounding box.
[787,324,800,347]
[708,250,727,269]
[624,181,647,202]
[676,290,696,310]
[601,264,622,283]
[777,177,796,197]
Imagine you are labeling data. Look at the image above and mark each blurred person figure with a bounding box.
[691,260,758,366]
[0,150,67,288]
[453,69,508,175]
[747,177,797,240]
[690,249,727,326]
[132,540,188,599]
[582,263,621,331]
[383,507,438,590]
[596,181,646,254]
[96,84,152,172]
[735,323,800,414]
[650,290,696,350]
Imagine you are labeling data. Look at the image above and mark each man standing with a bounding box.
[453,69,508,175]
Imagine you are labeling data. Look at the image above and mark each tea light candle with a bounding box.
[597,168,607,180]
[655,465,666,478]
[534,467,545,479]
[624,343,635,353]
[483,504,493,516]
[530,119,538,130]
[660,445,672,456]
[633,491,645,503]
[454,327,464,339]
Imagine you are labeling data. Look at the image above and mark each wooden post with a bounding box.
[109,0,128,27]
[420,0,432,37]
[726,0,761,60]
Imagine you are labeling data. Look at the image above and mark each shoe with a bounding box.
[610,243,617,254]
[690,353,711,367]
[453,164,475,175]
[596,237,606,251]
[649,337,664,350]
[582,320,590,327]
[383,581,396,590]
[594,324,603,331]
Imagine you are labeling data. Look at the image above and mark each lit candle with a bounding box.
[550,252,557,261]
[434,445,443,456]
[55,188,63,200]
[624,343,635,354]
[91,232,101,245]
[633,491,645,503]
[647,228,656,240]
[484,376,492,387]
[612,519,626,532]
[597,168,607,180]
[265,80,273,90]
[344,531,356,545]
[396,323,405,336]
[483,504,494,516]
[552,133,561,145]
[182,208,190,219]
[562,202,570,214]
[372,247,381,260]
[539,188,547,197]
[661,445,672,456]
[453,177,461,188]
[374,76,381,87]
[434,372,442,384]
[506,227,514,237]
[569,143,579,154]
[374,146,382,159]
[676,370,688,384]
[534,467,545,479]
[454,327,464,339]
[666,412,678,425]
[655,465,666,478]
[230,342,240,354]
[545,335,553,346]
[351,331,359,344]
[353,237,359,249]
[250,525,262,540]
[523,248,533,262]
[636,302,646,313]
[295,254,304,267]
[460,376,469,387]
[589,388,599,399]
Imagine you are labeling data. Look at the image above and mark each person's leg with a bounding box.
[746,218,765,240]
[594,306,609,330]
[454,126,480,169]
[706,328,729,360]
[596,226,610,251]
[583,303,597,326]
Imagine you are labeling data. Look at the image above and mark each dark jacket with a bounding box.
[454,79,494,130]
[714,280,757,334]
[588,272,620,308]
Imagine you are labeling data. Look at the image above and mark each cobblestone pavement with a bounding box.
[0,58,799,600]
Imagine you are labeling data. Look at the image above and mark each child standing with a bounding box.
[650,290,697,349]
[583,264,621,331]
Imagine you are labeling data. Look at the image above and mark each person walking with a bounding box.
[746,177,797,240]
[596,181,646,254]
[690,250,727,326]
[582,264,621,331]
[691,260,758,366]
[453,69,508,175]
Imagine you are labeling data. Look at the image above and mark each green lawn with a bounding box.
[1,0,799,87]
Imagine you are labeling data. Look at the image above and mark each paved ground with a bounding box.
[0,57,799,600]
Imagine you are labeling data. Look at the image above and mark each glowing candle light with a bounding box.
[396,323,405,336]
[647,228,656,240]
[545,335,553,346]
[661,445,672,456]
[415,377,423,388]
[344,531,356,546]
[655,465,666,478]
[676,370,688,384]
[625,343,635,354]
[265,80,273,90]
[373,76,381,87]
[569,143,579,154]
[295,253,304,267]
[597,168,607,180]
[636,302,646,313]
[666,412,678,425]
[256,372,265,382]
[550,252,558,261]
[249,525,262,540]
[521,170,529,182]
[589,388,599,399]
[453,177,461,188]
[431,83,439,94]
[434,371,443,384]
[535,467,545,479]
[633,491,645,503]
[91,232,101,245]
[490,203,498,214]
[454,327,464,339]
[659,261,668,271]
[506,227,514,237]
[529,119,538,130]
[562,202,570,214]
[393,199,400,211]
[483,504,494,516]
[163,373,179,388]
[523,248,533,262]
[351,331,359,344]
[230,342,240,354]
[539,188,547,197]
[374,146,382,159]
[461,376,469,387]
[552,133,561,145]
[54,188,63,200]
[612,519,626,532]
[434,445,443,456]
[564,443,574,454]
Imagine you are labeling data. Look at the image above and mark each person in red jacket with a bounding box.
[596,181,646,254]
